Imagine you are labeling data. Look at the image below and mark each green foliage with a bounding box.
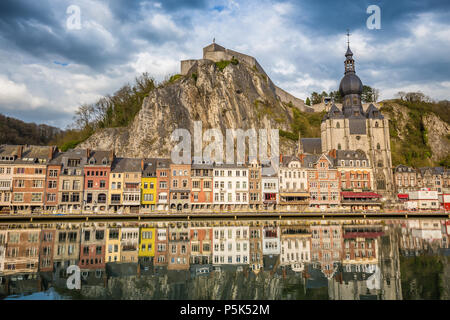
[215,60,232,71]
[382,99,448,167]
[191,72,198,82]
[279,130,298,140]
[361,85,379,103]
[309,90,343,104]
[230,57,239,65]
[279,109,325,141]
[0,113,61,146]
[169,74,183,83]
[305,97,311,106]
[54,72,156,150]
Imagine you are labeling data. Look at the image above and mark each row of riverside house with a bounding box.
[393,165,450,211]
[0,144,427,215]
[4,219,448,300]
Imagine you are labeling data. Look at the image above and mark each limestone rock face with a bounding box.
[79,59,296,158]
[422,113,450,162]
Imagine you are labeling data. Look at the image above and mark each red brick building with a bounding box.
[83,150,114,213]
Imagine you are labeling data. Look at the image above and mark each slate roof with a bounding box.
[112,158,142,173]
[300,138,322,154]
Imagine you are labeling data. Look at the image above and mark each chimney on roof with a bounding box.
[17,145,23,159]
[48,146,56,160]
[328,149,337,159]
[298,153,306,164]
[109,150,114,163]
[86,148,90,158]
[279,154,283,164]
[141,159,144,171]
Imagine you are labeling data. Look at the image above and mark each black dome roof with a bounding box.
[339,73,363,96]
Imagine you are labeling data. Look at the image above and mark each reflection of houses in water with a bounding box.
[78,223,106,271]
[399,220,446,255]
[39,227,56,272]
[3,228,40,275]
[0,229,6,274]
[120,226,139,263]
[168,222,190,270]
[249,225,263,273]
[154,225,168,267]
[189,224,212,265]
[106,226,121,263]
[377,223,403,300]
[53,224,80,280]
[310,223,343,278]
[212,225,249,266]
[262,225,280,255]
[328,263,381,300]
[280,226,311,272]
[342,224,383,264]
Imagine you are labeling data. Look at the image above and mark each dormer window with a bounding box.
[89,158,95,164]
[102,158,108,165]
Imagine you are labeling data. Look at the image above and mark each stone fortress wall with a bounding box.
[181,43,313,112]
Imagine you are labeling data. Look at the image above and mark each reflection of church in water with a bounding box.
[299,40,394,197]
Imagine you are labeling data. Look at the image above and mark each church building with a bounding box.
[299,41,394,198]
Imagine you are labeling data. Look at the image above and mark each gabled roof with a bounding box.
[326,103,344,120]
[366,103,384,119]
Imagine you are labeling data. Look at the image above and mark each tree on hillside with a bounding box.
[329,90,343,103]
[305,97,311,106]
[310,92,321,105]
[361,85,380,103]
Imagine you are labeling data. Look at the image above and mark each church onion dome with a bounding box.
[339,73,363,96]
[366,103,384,119]
[345,46,353,57]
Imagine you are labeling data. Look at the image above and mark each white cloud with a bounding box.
[0,75,48,110]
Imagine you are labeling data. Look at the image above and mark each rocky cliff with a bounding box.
[79,58,298,158]
[379,100,450,167]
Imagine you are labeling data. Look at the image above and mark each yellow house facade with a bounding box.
[106,227,121,263]
[139,227,156,257]
[109,170,123,213]
[141,159,157,212]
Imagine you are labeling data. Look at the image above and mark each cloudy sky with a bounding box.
[0,0,449,128]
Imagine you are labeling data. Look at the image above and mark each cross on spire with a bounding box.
[346,29,351,47]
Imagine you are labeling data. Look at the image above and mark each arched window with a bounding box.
[336,122,340,129]
[375,122,379,128]
[377,143,381,150]
[338,143,341,150]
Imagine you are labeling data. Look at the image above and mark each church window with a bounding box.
[377,143,381,150]
[349,160,353,167]
[377,160,383,167]
[375,122,379,128]
[336,122,340,128]
[356,136,361,140]
[338,143,341,150]
[353,97,358,104]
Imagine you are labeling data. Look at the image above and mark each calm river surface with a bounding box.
[0,218,449,300]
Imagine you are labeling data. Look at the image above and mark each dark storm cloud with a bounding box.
[0,0,449,129]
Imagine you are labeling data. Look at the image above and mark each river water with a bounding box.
[0,218,448,300]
